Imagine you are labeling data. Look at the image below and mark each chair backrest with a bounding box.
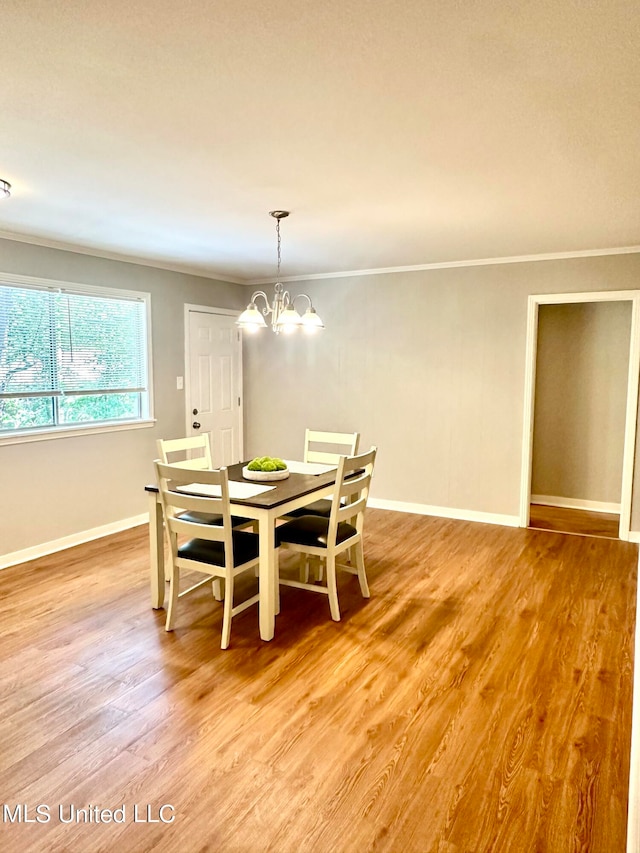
[328,446,377,543]
[303,429,360,465]
[154,460,235,565]
[156,434,212,470]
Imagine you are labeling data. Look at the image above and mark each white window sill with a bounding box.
[0,418,157,446]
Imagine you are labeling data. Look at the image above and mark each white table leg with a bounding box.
[149,492,165,609]
[258,511,275,640]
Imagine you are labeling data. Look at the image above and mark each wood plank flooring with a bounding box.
[0,509,636,852]
[529,503,620,539]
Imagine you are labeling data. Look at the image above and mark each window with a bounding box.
[0,276,152,440]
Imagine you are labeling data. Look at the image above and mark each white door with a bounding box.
[186,309,243,468]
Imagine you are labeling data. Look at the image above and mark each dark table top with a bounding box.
[145,460,339,510]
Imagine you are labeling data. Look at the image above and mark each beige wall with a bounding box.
[531,301,631,505]
[2,239,640,560]
[242,253,640,526]
[0,238,245,556]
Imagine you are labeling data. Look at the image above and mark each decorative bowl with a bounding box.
[242,465,289,482]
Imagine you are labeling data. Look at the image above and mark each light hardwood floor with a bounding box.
[529,503,621,539]
[0,509,636,852]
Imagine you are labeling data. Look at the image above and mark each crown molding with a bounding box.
[1,228,638,287]
[0,229,247,285]
[248,245,640,285]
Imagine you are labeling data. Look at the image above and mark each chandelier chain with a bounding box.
[276,218,282,281]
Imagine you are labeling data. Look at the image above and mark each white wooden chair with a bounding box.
[285,429,360,520]
[304,429,360,465]
[276,447,377,622]
[155,460,262,649]
[156,436,254,530]
[156,434,212,469]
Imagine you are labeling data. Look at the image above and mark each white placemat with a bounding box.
[283,460,337,475]
[176,481,275,499]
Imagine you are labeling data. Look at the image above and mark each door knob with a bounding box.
[192,408,198,415]
[192,421,201,429]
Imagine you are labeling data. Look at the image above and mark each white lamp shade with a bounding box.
[236,303,267,329]
[301,307,325,331]
[276,305,303,331]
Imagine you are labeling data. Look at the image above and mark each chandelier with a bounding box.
[236,211,324,335]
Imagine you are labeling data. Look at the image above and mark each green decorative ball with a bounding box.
[246,455,288,472]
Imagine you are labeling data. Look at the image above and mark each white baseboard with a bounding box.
[531,494,621,514]
[367,497,520,528]
[628,531,640,544]
[0,514,148,571]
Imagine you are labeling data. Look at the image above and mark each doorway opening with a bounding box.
[520,291,640,541]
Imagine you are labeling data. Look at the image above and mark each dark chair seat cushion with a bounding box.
[276,515,357,549]
[286,499,332,519]
[179,530,259,567]
[178,511,253,528]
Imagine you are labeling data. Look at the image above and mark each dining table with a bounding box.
[145,460,342,641]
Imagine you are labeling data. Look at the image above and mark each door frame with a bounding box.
[183,304,244,462]
[519,289,640,540]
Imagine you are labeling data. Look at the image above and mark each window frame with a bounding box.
[0,271,155,446]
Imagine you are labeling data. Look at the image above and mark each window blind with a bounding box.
[0,284,149,431]
[0,284,147,399]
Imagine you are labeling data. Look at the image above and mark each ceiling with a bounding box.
[1,0,639,282]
